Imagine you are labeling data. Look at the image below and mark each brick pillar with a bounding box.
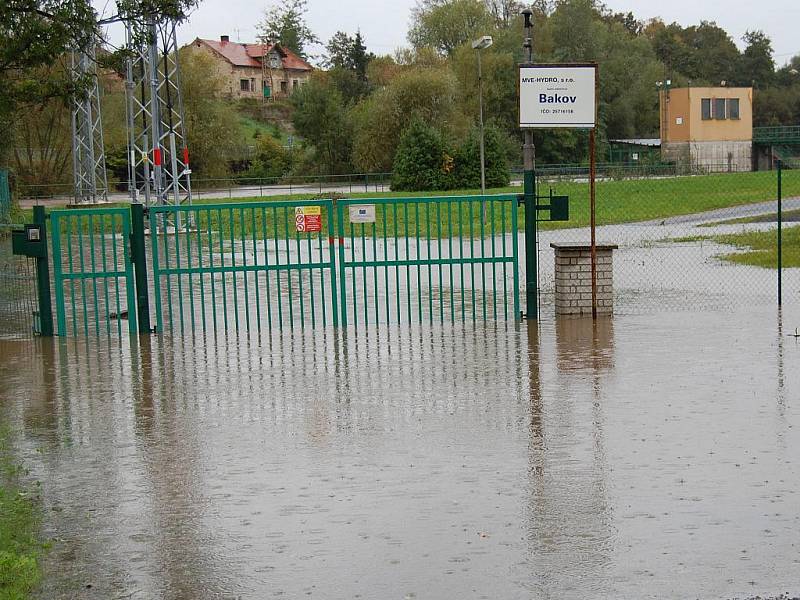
[551,243,617,316]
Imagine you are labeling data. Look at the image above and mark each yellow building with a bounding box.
[183,36,313,100]
[659,86,753,171]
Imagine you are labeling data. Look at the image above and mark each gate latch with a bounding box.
[11,224,47,258]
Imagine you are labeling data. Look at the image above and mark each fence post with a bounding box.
[33,206,54,336]
[130,203,152,333]
[777,159,782,307]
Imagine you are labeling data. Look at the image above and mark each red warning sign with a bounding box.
[295,206,322,233]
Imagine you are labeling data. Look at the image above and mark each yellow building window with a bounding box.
[701,98,712,120]
[727,98,740,120]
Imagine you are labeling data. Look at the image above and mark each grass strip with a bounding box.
[0,426,42,600]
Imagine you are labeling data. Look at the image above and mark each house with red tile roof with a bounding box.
[184,35,313,99]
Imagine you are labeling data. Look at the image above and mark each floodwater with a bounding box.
[1,304,799,599]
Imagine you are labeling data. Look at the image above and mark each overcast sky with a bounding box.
[96,0,800,66]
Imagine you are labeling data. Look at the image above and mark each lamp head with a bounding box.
[472,35,493,50]
[521,8,533,28]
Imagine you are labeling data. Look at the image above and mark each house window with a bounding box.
[727,98,740,120]
[280,80,288,93]
[240,79,251,92]
[701,98,712,120]
[293,79,299,90]
[713,98,726,120]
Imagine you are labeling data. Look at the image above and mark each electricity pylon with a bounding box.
[124,17,193,215]
[70,46,109,204]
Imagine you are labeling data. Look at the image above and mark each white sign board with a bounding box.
[519,65,596,129]
[348,204,376,223]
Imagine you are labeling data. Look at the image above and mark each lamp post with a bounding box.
[472,35,493,219]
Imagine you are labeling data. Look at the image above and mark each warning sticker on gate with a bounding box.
[295,206,322,233]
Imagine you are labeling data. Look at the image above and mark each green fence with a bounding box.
[335,195,520,326]
[0,169,10,222]
[49,208,138,337]
[149,200,339,334]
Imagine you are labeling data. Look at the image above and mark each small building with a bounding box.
[184,35,313,100]
[659,86,753,172]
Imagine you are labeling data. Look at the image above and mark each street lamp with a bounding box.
[472,35,493,215]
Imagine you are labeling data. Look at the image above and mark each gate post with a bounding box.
[130,203,152,333]
[33,206,54,337]
[521,9,537,321]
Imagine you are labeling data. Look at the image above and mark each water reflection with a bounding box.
[0,307,798,599]
[522,318,614,598]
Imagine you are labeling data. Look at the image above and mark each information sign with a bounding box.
[348,204,376,224]
[519,64,596,129]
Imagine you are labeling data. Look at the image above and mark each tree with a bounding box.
[324,30,374,103]
[247,134,289,179]
[351,66,461,172]
[290,73,353,174]
[258,0,318,60]
[392,119,453,191]
[739,30,774,89]
[0,0,199,166]
[408,0,494,56]
[178,50,243,178]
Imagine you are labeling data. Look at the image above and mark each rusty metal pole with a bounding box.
[521,8,537,321]
[590,128,597,319]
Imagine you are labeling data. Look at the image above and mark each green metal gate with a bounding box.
[47,194,520,337]
[50,207,138,337]
[149,200,338,334]
[336,195,520,326]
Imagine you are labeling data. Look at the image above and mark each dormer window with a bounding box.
[269,53,281,69]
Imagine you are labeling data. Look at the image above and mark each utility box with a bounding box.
[12,224,47,258]
[549,195,569,221]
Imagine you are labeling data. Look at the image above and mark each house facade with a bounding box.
[184,36,313,99]
[659,86,753,171]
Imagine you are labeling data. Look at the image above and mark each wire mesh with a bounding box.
[0,227,38,339]
[533,164,798,314]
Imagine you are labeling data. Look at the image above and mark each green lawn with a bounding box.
[9,170,797,239]
[0,427,42,600]
[711,225,800,268]
[222,170,797,233]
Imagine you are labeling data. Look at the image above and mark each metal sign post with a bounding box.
[518,52,598,319]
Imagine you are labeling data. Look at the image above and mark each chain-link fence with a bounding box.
[534,164,799,314]
[0,225,38,339]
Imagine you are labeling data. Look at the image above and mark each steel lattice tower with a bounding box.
[125,17,193,213]
[70,47,109,204]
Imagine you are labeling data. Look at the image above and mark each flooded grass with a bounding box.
[0,426,42,600]
[712,225,800,268]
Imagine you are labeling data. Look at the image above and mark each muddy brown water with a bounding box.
[1,303,799,599]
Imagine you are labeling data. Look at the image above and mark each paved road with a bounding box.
[18,183,391,208]
[640,195,800,226]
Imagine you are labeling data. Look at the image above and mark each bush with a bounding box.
[391,120,454,191]
[246,135,289,180]
[453,125,510,189]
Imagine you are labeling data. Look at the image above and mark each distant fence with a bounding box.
[16,162,774,202]
[16,172,394,201]
[7,164,797,338]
